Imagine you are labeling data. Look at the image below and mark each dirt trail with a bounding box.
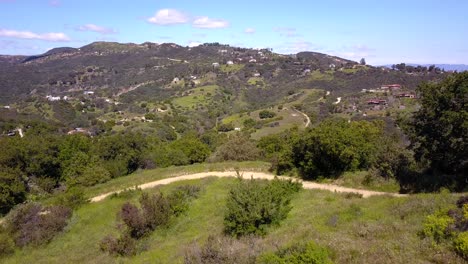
[295,109,311,127]
[90,171,407,202]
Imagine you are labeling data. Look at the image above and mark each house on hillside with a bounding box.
[381,84,401,90]
[212,62,220,67]
[46,95,61,101]
[367,99,387,105]
[67,127,90,135]
[397,93,415,98]
[226,60,234,65]
[84,91,94,95]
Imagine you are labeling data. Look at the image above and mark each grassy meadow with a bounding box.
[2,164,465,263]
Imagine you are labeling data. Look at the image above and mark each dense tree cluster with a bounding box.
[409,72,467,190]
[0,127,215,215]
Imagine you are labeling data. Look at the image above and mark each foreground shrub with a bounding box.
[0,232,15,257]
[184,235,263,264]
[0,167,27,215]
[421,196,468,259]
[454,231,468,259]
[421,210,454,243]
[224,177,301,237]
[52,187,88,209]
[6,203,72,247]
[102,185,202,257]
[118,192,171,239]
[257,241,333,264]
[168,185,201,216]
[100,233,137,257]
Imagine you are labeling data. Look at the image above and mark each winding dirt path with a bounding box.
[294,109,311,127]
[90,171,407,202]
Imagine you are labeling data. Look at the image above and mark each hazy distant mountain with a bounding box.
[428,64,468,71]
[382,64,468,72]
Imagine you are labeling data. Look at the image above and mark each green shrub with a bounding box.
[259,110,276,119]
[100,233,137,257]
[78,165,111,186]
[0,167,27,215]
[224,177,301,237]
[291,119,384,179]
[6,203,72,247]
[210,134,260,162]
[184,235,263,264]
[0,232,15,257]
[168,185,201,216]
[257,241,333,264]
[421,210,454,242]
[52,187,88,209]
[454,231,468,259]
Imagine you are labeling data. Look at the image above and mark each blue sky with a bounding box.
[0,0,467,65]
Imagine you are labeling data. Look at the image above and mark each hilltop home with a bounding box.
[46,95,61,101]
[397,93,415,98]
[212,62,220,67]
[367,99,387,105]
[381,84,401,90]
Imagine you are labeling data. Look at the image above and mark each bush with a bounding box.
[167,185,201,216]
[292,119,384,179]
[243,118,257,129]
[0,167,26,215]
[257,241,333,264]
[421,197,468,259]
[53,187,88,209]
[118,192,171,240]
[0,232,15,257]
[259,110,276,119]
[78,165,111,186]
[224,177,301,237]
[218,123,235,132]
[210,134,260,162]
[139,192,171,231]
[6,203,72,247]
[184,235,263,264]
[454,231,468,259]
[103,187,203,257]
[100,233,137,257]
[421,210,454,243]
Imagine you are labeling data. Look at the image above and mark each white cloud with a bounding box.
[147,9,189,25]
[192,17,229,29]
[244,28,256,34]
[77,24,117,35]
[188,41,202,47]
[0,29,70,41]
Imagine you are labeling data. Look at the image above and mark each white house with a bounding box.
[46,95,61,101]
[249,59,257,63]
[226,60,234,65]
[84,91,94,95]
[212,62,220,67]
